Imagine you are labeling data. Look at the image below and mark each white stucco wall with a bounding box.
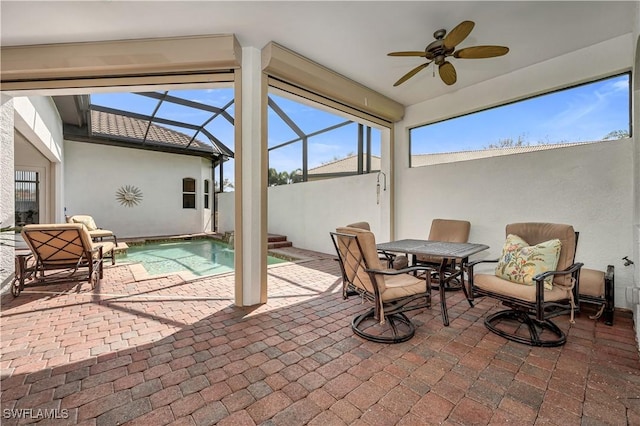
[13,97,63,163]
[64,141,214,238]
[397,141,633,307]
[220,136,633,310]
[0,96,15,290]
[631,6,640,331]
[218,172,388,255]
[1,95,64,291]
[14,131,52,224]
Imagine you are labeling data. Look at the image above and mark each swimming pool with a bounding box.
[119,238,286,277]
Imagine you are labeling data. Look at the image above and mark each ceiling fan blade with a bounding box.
[388,51,427,57]
[439,61,457,86]
[393,62,431,86]
[443,20,475,49]
[454,45,509,59]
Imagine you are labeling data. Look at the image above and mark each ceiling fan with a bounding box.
[388,20,509,86]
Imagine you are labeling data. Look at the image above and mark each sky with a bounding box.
[90,72,630,186]
[91,89,381,187]
[410,73,630,154]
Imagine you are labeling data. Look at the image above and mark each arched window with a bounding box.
[182,178,196,209]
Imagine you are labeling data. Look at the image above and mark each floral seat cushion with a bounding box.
[494,234,562,289]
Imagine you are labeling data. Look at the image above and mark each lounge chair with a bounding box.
[15,223,115,296]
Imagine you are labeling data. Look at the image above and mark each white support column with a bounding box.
[631,30,640,339]
[379,125,394,243]
[235,47,267,306]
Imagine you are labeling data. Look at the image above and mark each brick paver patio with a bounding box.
[1,250,639,425]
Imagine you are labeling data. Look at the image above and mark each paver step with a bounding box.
[267,234,288,243]
[268,241,293,249]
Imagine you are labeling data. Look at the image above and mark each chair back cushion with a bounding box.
[505,223,576,287]
[335,227,385,294]
[417,219,470,263]
[69,215,98,231]
[346,222,371,231]
[22,223,94,265]
[428,219,471,242]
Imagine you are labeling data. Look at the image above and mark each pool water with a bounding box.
[119,239,286,277]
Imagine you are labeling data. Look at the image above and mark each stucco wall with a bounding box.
[13,97,63,164]
[0,96,15,290]
[397,140,633,308]
[632,6,640,331]
[218,172,388,255]
[14,131,52,224]
[64,141,214,238]
[1,95,63,291]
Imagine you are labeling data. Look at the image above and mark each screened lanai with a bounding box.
[48,86,386,238]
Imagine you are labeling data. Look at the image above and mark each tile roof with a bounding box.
[411,141,603,166]
[91,110,214,153]
[308,155,381,175]
[308,142,607,175]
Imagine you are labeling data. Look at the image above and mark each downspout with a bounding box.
[211,158,216,232]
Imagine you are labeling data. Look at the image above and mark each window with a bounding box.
[204,179,210,209]
[183,178,196,209]
[410,73,631,167]
[267,93,381,183]
[15,171,39,226]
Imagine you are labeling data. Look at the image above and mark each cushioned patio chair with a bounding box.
[413,218,471,288]
[18,223,115,294]
[330,226,433,343]
[468,222,583,347]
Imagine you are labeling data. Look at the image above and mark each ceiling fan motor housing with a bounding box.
[425,39,454,63]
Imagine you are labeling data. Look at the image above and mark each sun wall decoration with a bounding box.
[115,185,143,207]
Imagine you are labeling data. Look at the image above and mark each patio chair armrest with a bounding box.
[467,258,499,275]
[533,262,584,282]
[365,265,433,276]
[468,258,499,267]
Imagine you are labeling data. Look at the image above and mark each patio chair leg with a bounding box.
[484,309,566,347]
[351,308,416,344]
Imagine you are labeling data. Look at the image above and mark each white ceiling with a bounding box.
[0,1,636,106]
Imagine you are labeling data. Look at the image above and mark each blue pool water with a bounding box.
[119,239,286,277]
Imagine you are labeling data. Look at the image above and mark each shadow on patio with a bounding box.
[1,254,639,425]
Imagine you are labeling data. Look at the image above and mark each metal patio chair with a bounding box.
[468,222,583,347]
[330,226,433,343]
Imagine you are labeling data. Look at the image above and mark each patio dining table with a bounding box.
[376,239,489,326]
